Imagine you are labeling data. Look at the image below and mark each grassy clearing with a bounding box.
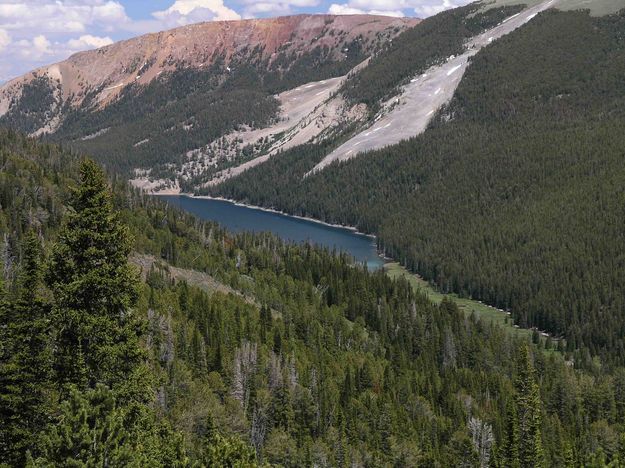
[384,262,537,341]
[385,262,566,357]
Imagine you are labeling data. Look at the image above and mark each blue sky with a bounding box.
[0,0,469,82]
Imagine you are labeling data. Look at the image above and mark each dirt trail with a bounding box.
[308,0,556,175]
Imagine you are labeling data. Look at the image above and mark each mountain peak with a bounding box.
[0,14,418,120]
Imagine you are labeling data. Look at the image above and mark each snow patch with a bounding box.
[446,64,462,76]
[80,128,110,141]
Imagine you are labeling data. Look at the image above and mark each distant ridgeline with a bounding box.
[210,8,625,364]
[0,5,527,190]
[0,15,411,182]
[3,129,625,465]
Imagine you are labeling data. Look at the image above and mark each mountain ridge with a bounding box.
[0,13,417,132]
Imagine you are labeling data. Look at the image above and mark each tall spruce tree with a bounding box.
[515,345,545,468]
[46,159,145,398]
[0,231,52,465]
[196,415,258,467]
[501,400,520,468]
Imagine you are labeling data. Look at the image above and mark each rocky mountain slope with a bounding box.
[2,2,623,195]
[185,1,545,188]
[0,15,418,179]
[0,14,415,119]
[6,3,566,192]
[309,0,555,174]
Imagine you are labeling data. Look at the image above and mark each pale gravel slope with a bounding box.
[307,0,558,175]
[198,62,370,187]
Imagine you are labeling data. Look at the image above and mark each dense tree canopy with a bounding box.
[211,8,625,366]
[3,125,625,465]
[2,4,625,466]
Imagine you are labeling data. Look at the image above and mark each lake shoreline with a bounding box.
[158,193,377,240]
[156,194,549,341]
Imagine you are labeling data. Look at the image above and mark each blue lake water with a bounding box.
[159,195,383,269]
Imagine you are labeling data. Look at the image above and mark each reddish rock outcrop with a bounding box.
[0,14,419,115]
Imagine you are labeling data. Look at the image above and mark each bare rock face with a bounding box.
[0,14,418,132]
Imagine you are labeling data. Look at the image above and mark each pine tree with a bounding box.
[26,384,187,467]
[197,415,258,467]
[260,304,271,344]
[515,345,545,468]
[501,400,520,468]
[273,327,282,355]
[336,421,347,468]
[0,231,52,465]
[46,159,145,399]
[271,380,294,431]
[489,443,501,468]
[27,385,141,466]
[447,430,479,468]
[562,440,575,468]
[340,370,353,408]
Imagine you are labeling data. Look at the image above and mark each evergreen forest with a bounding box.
[3,2,625,467]
[2,108,625,465]
[210,8,625,366]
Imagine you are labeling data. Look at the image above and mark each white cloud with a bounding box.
[0,28,10,52]
[328,3,404,17]
[0,1,129,34]
[153,0,241,26]
[413,0,465,17]
[347,0,403,11]
[0,1,131,80]
[92,1,128,22]
[329,0,469,18]
[329,3,366,14]
[32,34,51,54]
[67,34,114,50]
[236,0,319,18]
[369,9,404,16]
[11,34,52,60]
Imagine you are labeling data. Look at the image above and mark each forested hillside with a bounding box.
[4,129,625,465]
[210,8,625,365]
[65,3,522,184]
[340,2,525,112]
